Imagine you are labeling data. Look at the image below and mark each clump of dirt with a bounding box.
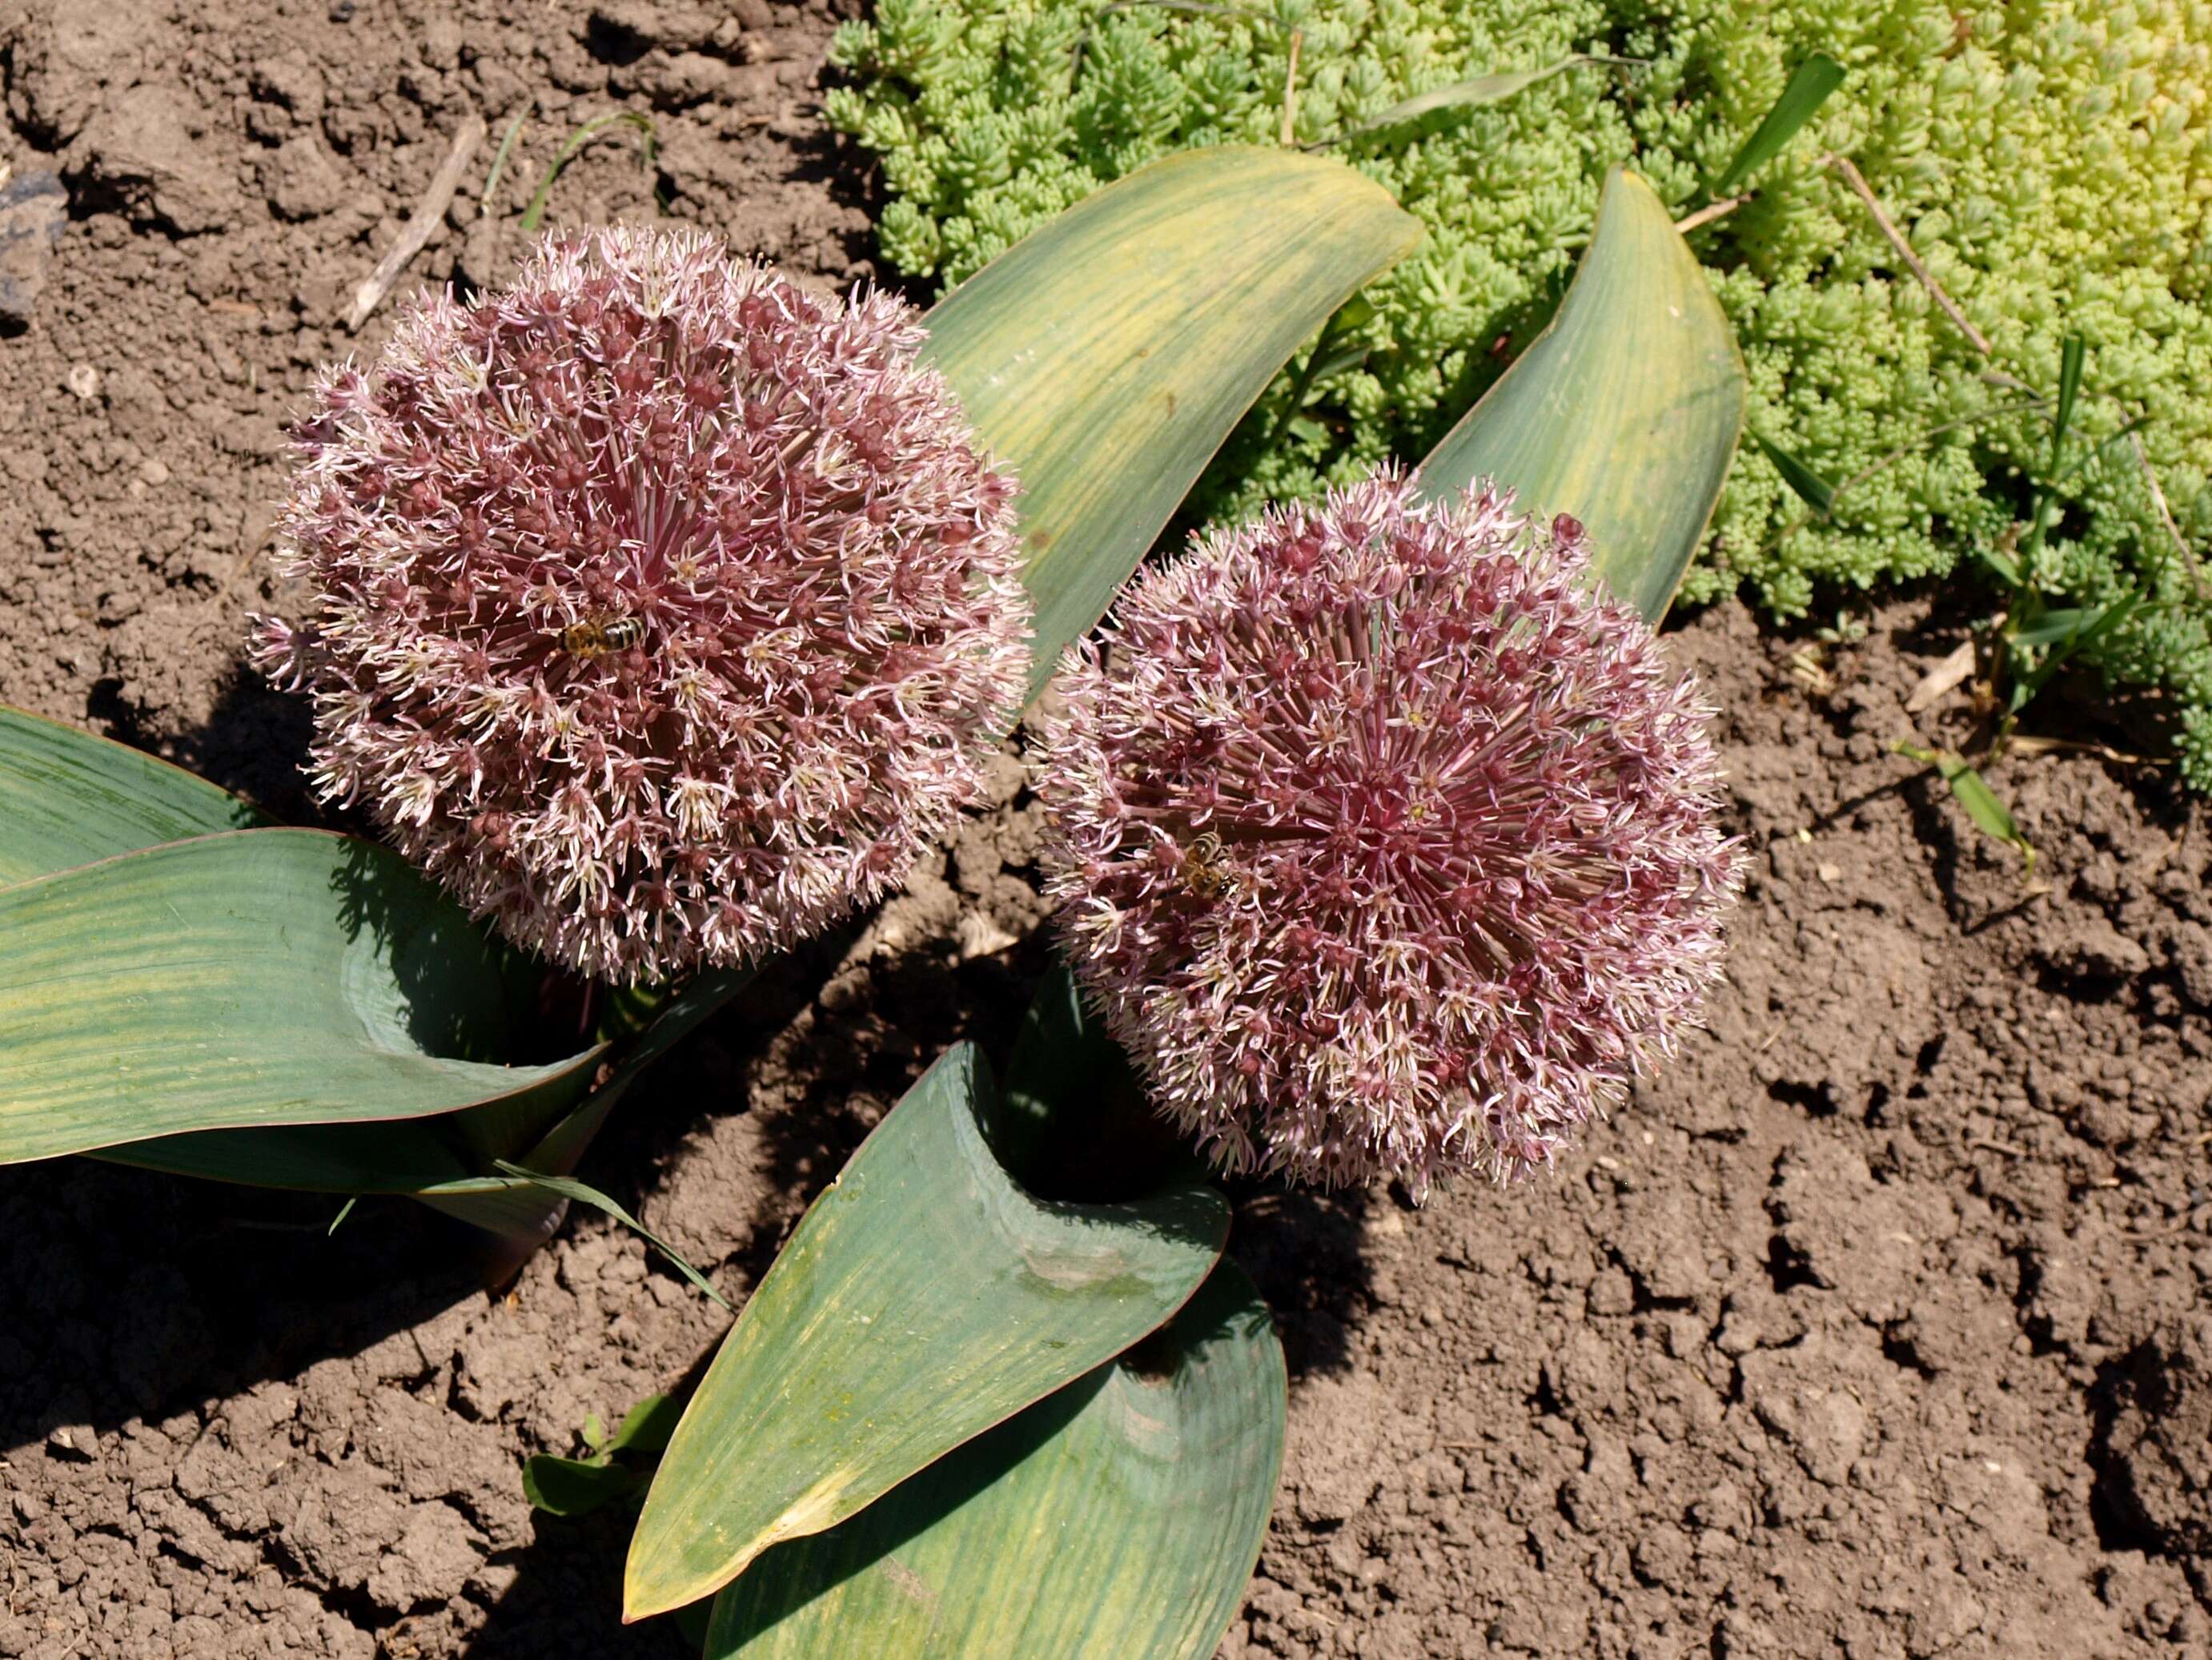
[3,3,2211,1658]
[2098,1315,2212,1568]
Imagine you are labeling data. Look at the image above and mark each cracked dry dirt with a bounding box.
[1,2,2210,1655]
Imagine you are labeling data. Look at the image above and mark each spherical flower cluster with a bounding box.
[1035,470,1740,1192]
[255,226,1028,983]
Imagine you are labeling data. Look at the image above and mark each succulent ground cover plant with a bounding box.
[828,0,2212,789]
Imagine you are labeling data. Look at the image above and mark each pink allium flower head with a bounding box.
[255,226,1028,983]
[1036,469,1741,1192]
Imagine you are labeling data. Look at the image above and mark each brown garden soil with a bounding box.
[2,2,2211,1657]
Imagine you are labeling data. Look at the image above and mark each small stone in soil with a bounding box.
[0,172,68,334]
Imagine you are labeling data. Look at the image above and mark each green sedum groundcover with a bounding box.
[828,0,2212,785]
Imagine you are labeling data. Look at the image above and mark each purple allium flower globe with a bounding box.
[1036,470,1740,1192]
[255,226,1028,983]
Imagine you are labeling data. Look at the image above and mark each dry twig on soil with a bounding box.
[347,113,487,331]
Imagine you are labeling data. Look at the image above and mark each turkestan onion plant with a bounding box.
[618,168,1749,1657]
[0,146,1417,1252]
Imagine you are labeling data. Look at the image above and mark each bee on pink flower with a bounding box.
[1034,468,1741,1193]
[255,226,1029,983]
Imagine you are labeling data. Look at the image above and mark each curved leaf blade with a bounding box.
[703,1260,1284,1659]
[0,705,264,888]
[623,1045,1229,1620]
[0,829,601,1166]
[921,145,1423,704]
[1416,166,1747,625]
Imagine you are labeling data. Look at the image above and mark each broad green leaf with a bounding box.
[1308,56,1638,151]
[0,705,264,888]
[102,963,755,1216]
[1709,53,1845,196]
[1417,167,1747,625]
[624,1044,1229,1620]
[0,829,601,1166]
[98,1116,481,1192]
[921,146,1422,705]
[704,1261,1284,1660]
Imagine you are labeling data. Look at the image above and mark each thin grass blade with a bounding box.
[1711,53,1845,196]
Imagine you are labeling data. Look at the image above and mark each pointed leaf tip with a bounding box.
[1415,166,1747,625]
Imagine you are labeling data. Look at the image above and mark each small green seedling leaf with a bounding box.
[2010,606,2100,649]
[1895,743,2036,873]
[2011,589,2144,712]
[520,111,658,235]
[1711,54,1846,197]
[605,1393,680,1457]
[2051,412,2153,488]
[525,1453,646,1518]
[525,1389,681,1519]
[1974,533,2025,589]
[480,105,531,218]
[623,1044,1229,1621]
[492,1161,729,1311]
[2050,333,2086,472]
[1752,430,1838,516]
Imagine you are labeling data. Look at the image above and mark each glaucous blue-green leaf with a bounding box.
[0,829,602,1167]
[703,1260,1283,1659]
[623,1044,1230,1620]
[921,145,1423,705]
[1416,167,1747,625]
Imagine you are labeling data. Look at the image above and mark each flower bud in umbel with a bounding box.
[1036,469,1741,1193]
[255,226,1029,983]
